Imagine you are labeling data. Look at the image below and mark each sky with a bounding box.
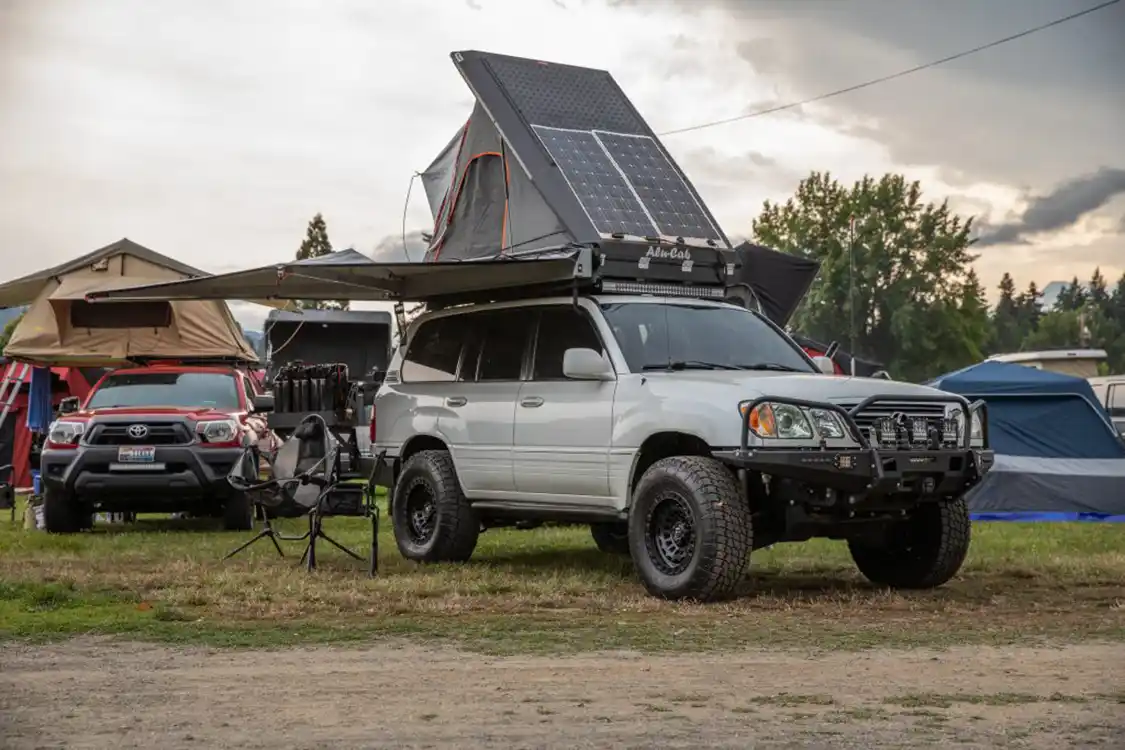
[1,0,1123,330]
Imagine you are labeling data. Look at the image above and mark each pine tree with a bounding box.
[294,213,347,310]
[1088,267,1109,309]
[991,273,1022,353]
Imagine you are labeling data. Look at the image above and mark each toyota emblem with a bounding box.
[127,424,149,439]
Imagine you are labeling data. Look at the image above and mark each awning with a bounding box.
[86,248,593,305]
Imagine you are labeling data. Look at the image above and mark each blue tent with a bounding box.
[928,361,1125,519]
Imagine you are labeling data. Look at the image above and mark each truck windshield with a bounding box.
[600,301,815,374]
[85,372,240,410]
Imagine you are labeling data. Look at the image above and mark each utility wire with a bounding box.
[658,0,1121,137]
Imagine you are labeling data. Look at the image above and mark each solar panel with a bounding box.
[594,132,723,242]
[533,126,658,238]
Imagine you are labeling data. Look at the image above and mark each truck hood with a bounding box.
[641,371,955,405]
[74,406,236,421]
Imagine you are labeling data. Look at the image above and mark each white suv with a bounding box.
[373,294,992,601]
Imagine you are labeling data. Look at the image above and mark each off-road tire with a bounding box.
[848,496,971,589]
[43,487,82,534]
[628,456,752,602]
[222,491,254,531]
[392,450,479,563]
[590,521,630,555]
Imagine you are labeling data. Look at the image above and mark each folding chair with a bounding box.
[222,413,382,574]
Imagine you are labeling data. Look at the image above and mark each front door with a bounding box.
[513,305,615,501]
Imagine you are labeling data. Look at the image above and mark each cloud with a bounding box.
[976,167,1125,247]
[372,230,429,263]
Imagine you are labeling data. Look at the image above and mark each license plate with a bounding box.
[117,445,156,463]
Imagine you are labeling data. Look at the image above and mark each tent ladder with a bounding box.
[0,361,30,432]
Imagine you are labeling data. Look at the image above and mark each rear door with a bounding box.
[513,304,616,501]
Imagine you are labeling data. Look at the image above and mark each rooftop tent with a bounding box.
[928,360,1125,518]
[726,242,820,327]
[421,51,733,262]
[0,238,257,366]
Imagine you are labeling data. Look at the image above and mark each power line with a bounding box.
[658,0,1121,137]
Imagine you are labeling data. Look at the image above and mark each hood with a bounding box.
[641,370,946,402]
[73,405,237,421]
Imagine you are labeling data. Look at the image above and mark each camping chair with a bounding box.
[222,413,383,575]
[0,464,14,523]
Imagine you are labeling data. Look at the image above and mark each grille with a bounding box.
[834,400,956,448]
[87,423,192,446]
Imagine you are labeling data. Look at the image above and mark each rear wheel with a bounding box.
[848,497,971,589]
[628,456,752,602]
[392,450,479,563]
[43,487,82,534]
[590,522,630,555]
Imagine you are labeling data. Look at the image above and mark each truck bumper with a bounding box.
[40,445,246,512]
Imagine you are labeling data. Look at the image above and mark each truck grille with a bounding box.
[87,423,193,446]
[834,400,957,449]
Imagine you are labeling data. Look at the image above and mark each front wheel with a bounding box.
[222,491,254,531]
[391,450,479,563]
[628,456,752,602]
[848,496,971,589]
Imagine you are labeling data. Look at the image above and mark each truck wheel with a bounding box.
[392,450,478,563]
[628,456,752,602]
[590,522,630,555]
[222,491,254,531]
[43,487,82,534]
[848,496,971,589]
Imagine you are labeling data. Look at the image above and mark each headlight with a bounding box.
[970,411,983,443]
[809,409,846,439]
[196,418,239,444]
[944,406,985,445]
[740,402,814,440]
[47,420,86,446]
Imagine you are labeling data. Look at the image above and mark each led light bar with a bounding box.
[599,280,726,298]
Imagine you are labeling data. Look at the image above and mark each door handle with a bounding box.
[445,396,467,407]
[520,396,544,408]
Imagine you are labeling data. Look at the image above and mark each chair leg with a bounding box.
[369,506,379,577]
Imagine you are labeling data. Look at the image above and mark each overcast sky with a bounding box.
[1,0,1122,328]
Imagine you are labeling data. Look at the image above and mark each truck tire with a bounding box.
[590,522,630,555]
[222,491,254,531]
[628,456,752,602]
[43,487,82,534]
[848,496,971,589]
[392,450,479,563]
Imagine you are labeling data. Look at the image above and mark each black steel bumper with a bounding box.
[715,393,995,497]
[40,445,245,509]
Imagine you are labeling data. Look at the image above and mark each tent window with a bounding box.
[69,300,172,329]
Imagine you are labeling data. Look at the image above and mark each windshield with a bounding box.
[86,372,241,410]
[600,301,816,373]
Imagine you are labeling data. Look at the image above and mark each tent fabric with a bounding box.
[729,243,820,328]
[789,334,886,377]
[930,359,1125,517]
[0,239,257,366]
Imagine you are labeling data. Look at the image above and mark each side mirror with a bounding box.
[812,355,836,375]
[251,393,275,413]
[58,396,80,415]
[562,348,614,381]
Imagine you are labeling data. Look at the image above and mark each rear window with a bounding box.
[86,372,240,410]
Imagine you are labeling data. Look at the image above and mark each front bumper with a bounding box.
[41,444,246,509]
[716,393,994,498]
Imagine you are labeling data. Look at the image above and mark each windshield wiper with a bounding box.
[739,362,806,372]
[642,360,742,371]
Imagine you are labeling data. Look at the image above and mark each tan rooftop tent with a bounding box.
[0,238,258,367]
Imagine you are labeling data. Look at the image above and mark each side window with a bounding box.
[241,375,256,407]
[1108,384,1124,416]
[401,316,464,383]
[476,310,533,382]
[532,306,604,380]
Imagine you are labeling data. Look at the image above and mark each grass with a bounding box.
[1,494,1124,654]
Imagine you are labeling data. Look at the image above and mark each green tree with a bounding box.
[1021,309,1083,350]
[1054,276,1086,312]
[991,273,1022,353]
[1015,281,1042,342]
[294,212,347,310]
[1088,267,1109,310]
[751,171,989,381]
[0,312,24,354]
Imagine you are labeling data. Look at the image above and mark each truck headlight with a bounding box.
[970,411,983,444]
[740,402,813,440]
[809,409,846,439]
[945,406,985,446]
[47,420,86,447]
[196,418,239,445]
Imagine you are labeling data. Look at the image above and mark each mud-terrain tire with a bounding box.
[590,522,630,555]
[392,450,479,563]
[848,496,971,589]
[222,490,254,531]
[43,487,82,533]
[628,456,752,602]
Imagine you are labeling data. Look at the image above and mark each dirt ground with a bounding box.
[2,639,1122,749]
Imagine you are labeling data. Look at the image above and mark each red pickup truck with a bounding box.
[39,362,276,533]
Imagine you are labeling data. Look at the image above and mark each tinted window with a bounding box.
[476,310,532,381]
[601,302,814,373]
[69,300,172,329]
[86,372,241,410]
[533,307,604,380]
[401,317,464,382]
